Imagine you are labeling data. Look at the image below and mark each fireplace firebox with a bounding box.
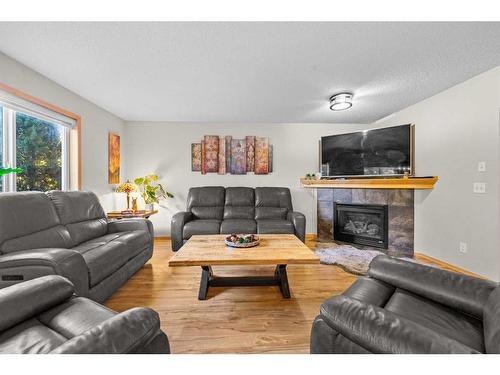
[333,203,389,249]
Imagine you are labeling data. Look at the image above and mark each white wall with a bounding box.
[0,52,126,210]
[375,66,500,281]
[124,122,366,236]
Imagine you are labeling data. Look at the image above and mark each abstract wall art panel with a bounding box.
[268,144,273,173]
[225,136,232,172]
[254,137,269,174]
[191,143,202,172]
[204,135,219,173]
[191,135,272,175]
[201,140,206,175]
[230,139,247,175]
[246,136,255,172]
[218,136,226,174]
[108,132,120,184]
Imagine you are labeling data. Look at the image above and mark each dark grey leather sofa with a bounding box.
[171,186,306,251]
[311,255,500,354]
[0,191,154,303]
[0,275,169,353]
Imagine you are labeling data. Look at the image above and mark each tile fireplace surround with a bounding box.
[317,188,414,257]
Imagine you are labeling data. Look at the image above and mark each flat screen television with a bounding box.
[321,124,413,178]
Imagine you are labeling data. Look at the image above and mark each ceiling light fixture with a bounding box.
[329,92,353,111]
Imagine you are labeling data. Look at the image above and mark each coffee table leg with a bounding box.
[198,266,213,300]
[275,264,291,298]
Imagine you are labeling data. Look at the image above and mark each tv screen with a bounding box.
[321,124,412,177]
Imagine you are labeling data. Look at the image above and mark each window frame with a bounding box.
[0,82,81,192]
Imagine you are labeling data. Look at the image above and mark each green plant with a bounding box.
[133,174,174,205]
[0,167,23,177]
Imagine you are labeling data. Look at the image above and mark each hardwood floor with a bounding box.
[105,237,479,354]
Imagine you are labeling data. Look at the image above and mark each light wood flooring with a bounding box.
[105,237,478,354]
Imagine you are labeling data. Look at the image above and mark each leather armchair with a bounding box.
[0,275,170,354]
[311,255,500,354]
[171,186,306,251]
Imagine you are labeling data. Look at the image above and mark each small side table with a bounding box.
[107,210,158,220]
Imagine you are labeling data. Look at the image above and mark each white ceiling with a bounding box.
[0,22,499,123]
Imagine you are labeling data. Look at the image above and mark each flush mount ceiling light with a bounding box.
[329,92,353,111]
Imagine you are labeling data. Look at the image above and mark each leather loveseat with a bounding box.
[0,275,169,354]
[171,186,306,251]
[0,191,154,302]
[311,255,500,354]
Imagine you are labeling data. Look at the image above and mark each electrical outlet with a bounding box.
[478,161,486,172]
[459,242,468,254]
[473,182,486,194]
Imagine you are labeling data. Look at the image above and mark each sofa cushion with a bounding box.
[47,191,107,246]
[0,192,71,253]
[220,219,257,234]
[73,231,150,287]
[183,220,221,239]
[385,289,484,352]
[0,318,66,354]
[187,186,225,220]
[255,207,288,220]
[257,219,294,234]
[38,297,116,338]
[255,187,293,220]
[224,187,255,220]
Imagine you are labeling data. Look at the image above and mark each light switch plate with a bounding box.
[478,161,486,172]
[473,182,486,193]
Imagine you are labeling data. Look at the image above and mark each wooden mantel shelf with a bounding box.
[300,176,438,190]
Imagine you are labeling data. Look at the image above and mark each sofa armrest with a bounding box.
[50,307,169,354]
[171,211,193,251]
[287,211,306,242]
[108,218,154,248]
[0,275,74,332]
[368,255,497,319]
[0,248,89,297]
[320,295,478,354]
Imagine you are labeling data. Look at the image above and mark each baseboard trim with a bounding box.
[155,236,171,240]
[415,252,485,279]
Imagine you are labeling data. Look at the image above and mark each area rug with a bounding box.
[314,242,424,276]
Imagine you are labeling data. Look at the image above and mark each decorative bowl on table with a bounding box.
[224,234,260,248]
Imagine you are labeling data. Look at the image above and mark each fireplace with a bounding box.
[333,203,389,249]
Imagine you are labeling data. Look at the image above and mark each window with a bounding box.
[1,86,78,192]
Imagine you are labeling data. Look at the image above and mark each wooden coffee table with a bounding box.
[168,234,319,300]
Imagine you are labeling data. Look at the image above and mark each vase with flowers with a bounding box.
[134,174,174,211]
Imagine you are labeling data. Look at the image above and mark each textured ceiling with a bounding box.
[0,22,499,123]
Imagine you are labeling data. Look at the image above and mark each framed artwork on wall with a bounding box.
[230,139,247,174]
[254,137,269,174]
[191,143,202,171]
[191,135,273,175]
[108,132,120,184]
[204,135,219,173]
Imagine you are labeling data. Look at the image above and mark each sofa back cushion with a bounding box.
[254,187,293,220]
[224,187,255,220]
[46,191,107,246]
[0,192,72,253]
[187,186,225,220]
[484,285,500,353]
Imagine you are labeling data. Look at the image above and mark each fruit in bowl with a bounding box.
[225,234,260,248]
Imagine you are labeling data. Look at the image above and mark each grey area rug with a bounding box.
[314,242,425,276]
